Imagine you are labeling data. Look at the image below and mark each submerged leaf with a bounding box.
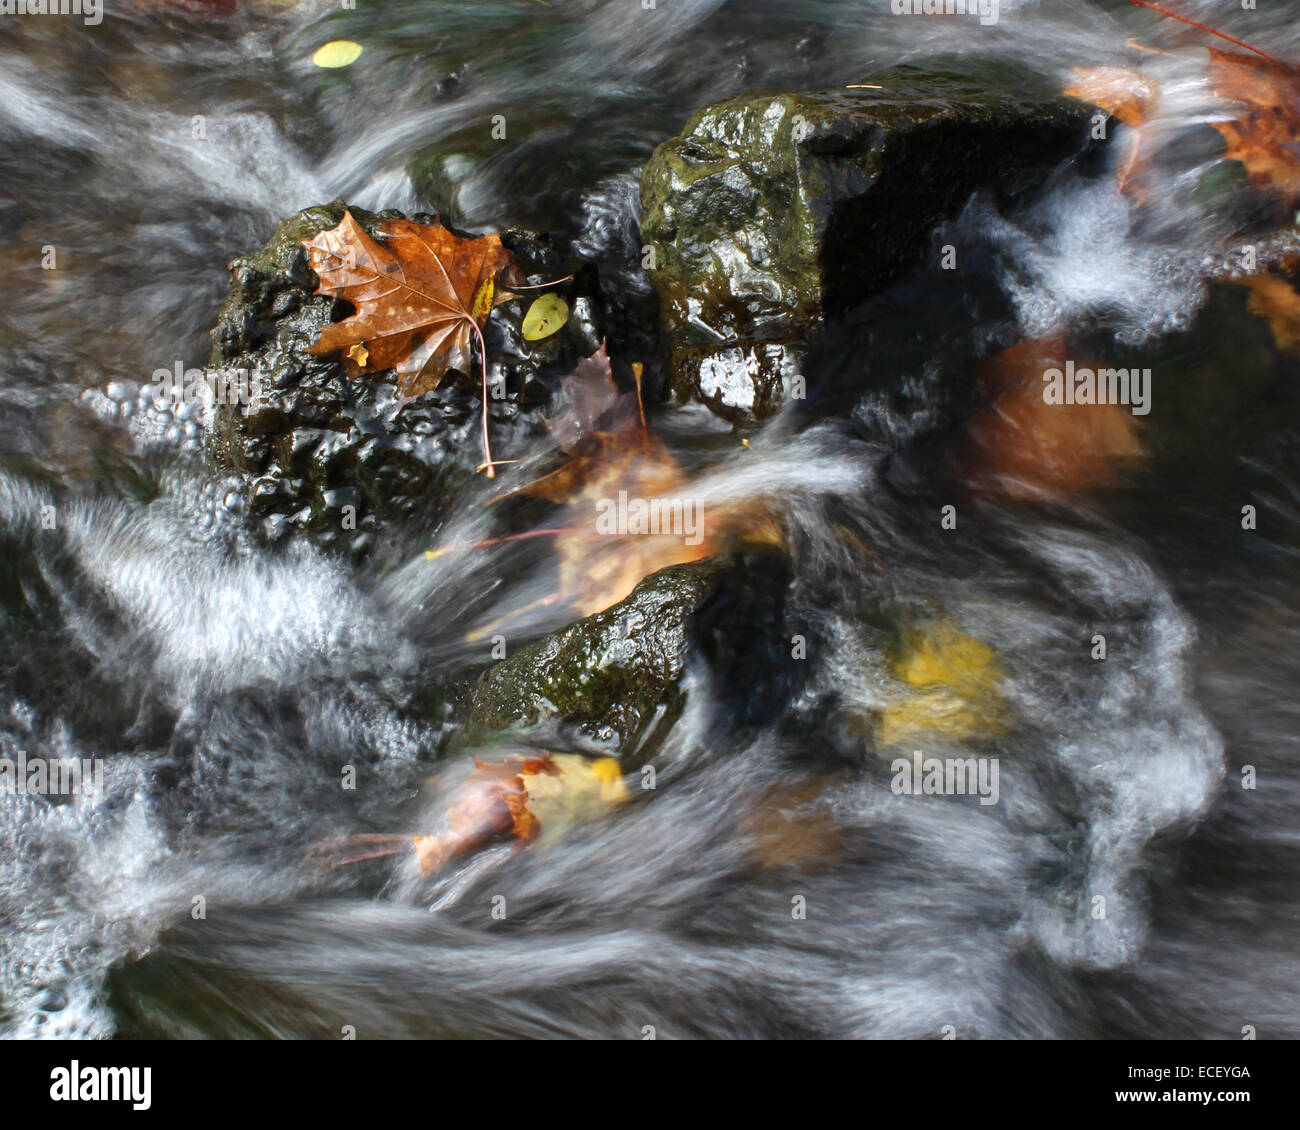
[876,620,1007,747]
[485,345,780,618]
[1240,258,1300,352]
[742,778,844,873]
[962,339,1144,501]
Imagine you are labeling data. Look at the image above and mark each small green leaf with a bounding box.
[522,293,570,341]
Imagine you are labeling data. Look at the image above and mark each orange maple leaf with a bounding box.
[1206,47,1300,207]
[1064,65,1158,197]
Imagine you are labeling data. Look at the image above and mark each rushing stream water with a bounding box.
[3,0,1300,1039]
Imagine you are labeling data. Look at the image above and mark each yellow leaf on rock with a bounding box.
[522,293,570,341]
[401,752,629,875]
[520,753,629,842]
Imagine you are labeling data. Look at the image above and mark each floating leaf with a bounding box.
[521,293,570,341]
[312,40,364,69]
[308,753,628,876]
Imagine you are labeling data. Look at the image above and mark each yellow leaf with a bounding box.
[518,754,628,842]
[312,40,363,69]
[472,277,495,324]
[521,293,570,341]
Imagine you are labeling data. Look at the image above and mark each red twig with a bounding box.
[1129,0,1284,64]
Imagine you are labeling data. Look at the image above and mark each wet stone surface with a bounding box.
[204,201,608,555]
[466,547,795,767]
[640,65,1095,424]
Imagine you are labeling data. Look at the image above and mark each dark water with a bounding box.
[2,0,1300,1039]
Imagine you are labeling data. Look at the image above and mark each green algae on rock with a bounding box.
[466,547,793,766]
[640,66,1095,423]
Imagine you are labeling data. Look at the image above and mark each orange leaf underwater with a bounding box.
[485,345,780,619]
[962,339,1145,501]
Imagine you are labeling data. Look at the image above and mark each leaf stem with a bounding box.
[473,318,495,478]
[511,274,576,289]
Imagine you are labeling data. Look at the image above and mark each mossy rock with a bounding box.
[466,547,793,766]
[205,202,599,554]
[640,65,1094,423]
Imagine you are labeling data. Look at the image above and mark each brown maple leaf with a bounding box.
[302,210,519,470]
[1207,47,1300,207]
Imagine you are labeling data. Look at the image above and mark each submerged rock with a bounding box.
[640,65,1095,423]
[205,201,600,552]
[466,547,793,767]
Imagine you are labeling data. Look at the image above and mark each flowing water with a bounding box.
[2,0,1300,1039]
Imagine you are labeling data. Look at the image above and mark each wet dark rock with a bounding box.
[206,201,601,551]
[640,65,1095,423]
[465,547,793,767]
